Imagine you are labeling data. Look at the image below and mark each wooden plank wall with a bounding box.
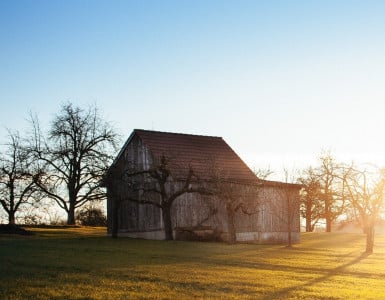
[107,134,300,239]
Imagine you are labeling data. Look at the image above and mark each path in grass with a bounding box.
[1,227,385,299]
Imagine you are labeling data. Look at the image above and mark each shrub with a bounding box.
[76,207,107,227]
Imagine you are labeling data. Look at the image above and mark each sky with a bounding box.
[1,0,385,180]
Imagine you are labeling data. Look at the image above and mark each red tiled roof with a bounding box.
[133,129,258,184]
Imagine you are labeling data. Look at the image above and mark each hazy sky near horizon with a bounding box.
[1,0,385,179]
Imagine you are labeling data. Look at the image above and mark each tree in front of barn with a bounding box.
[29,102,119,225]
[206,163,268,244]
[262,169,301,247]
[107,155,209,240]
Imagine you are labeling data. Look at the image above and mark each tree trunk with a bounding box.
[366,225,374,254]
[226,205,236,244]
[326,220,332,232]
[67,183,77,225]
[325,194,332,232]
[310,223,315,232]
[9,182,15,225]
[67,202,76,225]
[8,211,15,225]
[162,205,173,240]
[306,214,312,232]
[305,200,312,232]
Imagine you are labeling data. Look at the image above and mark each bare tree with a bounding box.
[319,154,339,232]
[107,155,210,240]
[298,167,324,232]
[311,153,347,232]
[0,130,40,224]
[29,102,119,225]
[207,163,263,244]
[343,165,385,254]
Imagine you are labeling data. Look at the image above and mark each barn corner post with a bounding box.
[283,170,301,248]
[102,162,124,239]
[111,197,120,238]
[105,181,121,239]
[285,190,295,248]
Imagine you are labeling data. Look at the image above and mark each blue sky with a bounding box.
[1,0,385,178]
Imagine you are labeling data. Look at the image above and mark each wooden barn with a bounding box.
[105,129,302,244]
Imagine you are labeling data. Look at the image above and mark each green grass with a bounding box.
[1,227,385,299]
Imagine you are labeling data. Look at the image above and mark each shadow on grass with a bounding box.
[259,252,371,300]
[1,232,378,299]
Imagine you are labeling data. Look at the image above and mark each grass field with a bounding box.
[1,227,385,299]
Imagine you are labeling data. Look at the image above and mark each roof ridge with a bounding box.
[134,129,223,139]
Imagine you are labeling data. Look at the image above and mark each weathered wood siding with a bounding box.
[107,134,300,243]
[107,134,160,234]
